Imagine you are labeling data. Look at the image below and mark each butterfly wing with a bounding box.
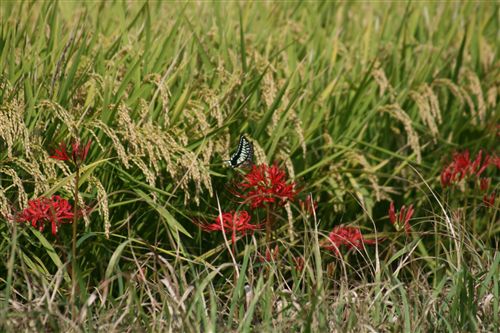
[238,136,253,167]
[228,135,253,168]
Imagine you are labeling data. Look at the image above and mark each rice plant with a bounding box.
[0,1,498,332]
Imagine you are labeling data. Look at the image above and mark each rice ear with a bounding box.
[379,104,422,164]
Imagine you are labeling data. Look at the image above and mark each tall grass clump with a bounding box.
[0,2,498,332]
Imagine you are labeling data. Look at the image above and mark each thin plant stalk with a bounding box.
[231,226,236,258]
[71,164,80,319]
[265,205,271,245]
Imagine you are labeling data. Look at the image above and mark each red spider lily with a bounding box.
[441,150,492,187]
[389,201,414,235]
[299,194,318,216]
[50,143,70,161]
[324,226,376,256]
[492,156,500,169]
[483,192,496,207]
[479,178,490,192]
[292,256,305,272]
[16,196,74,235]
[472,151,491,177]
[258,244,279,263]
[51,140,92,165]
[234,163,298,209]
[198,210,260,246]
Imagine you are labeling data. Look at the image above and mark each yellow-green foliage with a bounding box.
[0,2,498,331]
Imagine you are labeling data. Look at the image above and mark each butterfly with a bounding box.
[227,135,254,168]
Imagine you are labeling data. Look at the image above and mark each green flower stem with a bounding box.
[71,163,80,320]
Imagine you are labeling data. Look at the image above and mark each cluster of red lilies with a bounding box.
[15,140,497,262]
[441,150,499,206]
[197,162,418,259]
[198,164,298,249]
[14,140,91,236]
[197,148,497,260]
[17,195,74,235]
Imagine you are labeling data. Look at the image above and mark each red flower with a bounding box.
[51,140,91,165]
[473,151,492,178]
[440,150,472,187]
[258,244,279,263]
[479,178,490,192]
[198,210,260,245]
[17,196,74,235]
[234,163,298,209]
[389,201,414,235]
[492,155,500,170]
[440,167,453,187]
[50,142,70,161]
[299,194,318,216]
[324,226,376,256]
[292,256,305,272]
[483,192,496,207]
[441,150,493,187]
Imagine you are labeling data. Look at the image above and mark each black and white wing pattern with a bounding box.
[227,135,254,168]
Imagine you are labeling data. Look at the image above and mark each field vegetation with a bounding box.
[0,2,499,332]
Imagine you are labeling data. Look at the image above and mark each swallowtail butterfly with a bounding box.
[227,135,253,168]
